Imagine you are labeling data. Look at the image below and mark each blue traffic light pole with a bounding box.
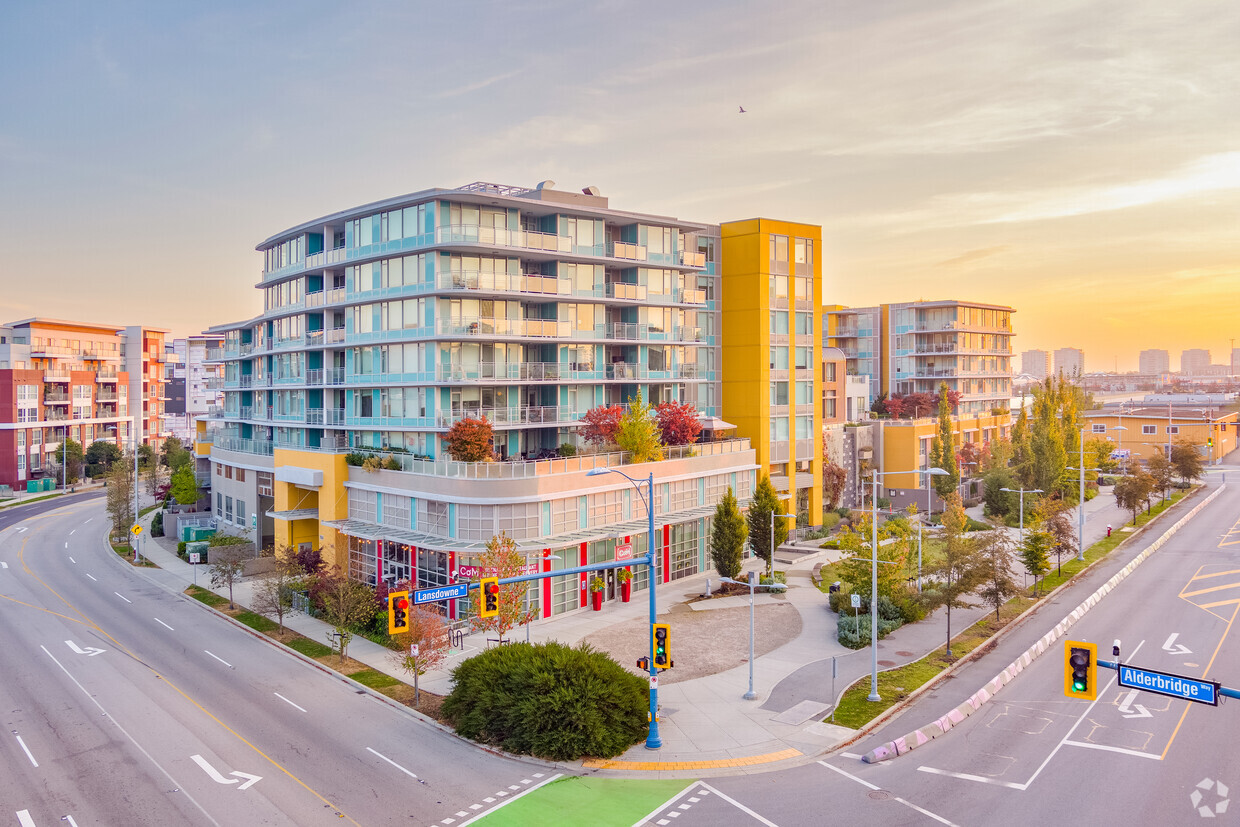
[469,468,662,750]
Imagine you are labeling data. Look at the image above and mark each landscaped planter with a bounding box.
[591,590,603,611]
[621,580,632,602]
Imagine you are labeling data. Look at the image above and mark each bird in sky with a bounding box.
[738,106,747,113]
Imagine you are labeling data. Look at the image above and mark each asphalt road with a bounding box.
[0,497,551,826]
[651,474,1240,825]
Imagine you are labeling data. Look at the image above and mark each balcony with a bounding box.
[305,408,346,426]
[45,411,69,421]
[325,327,346,344]
[436,405,584,428]
[832,328,860,339]
[42,391,69,403]
[605,282,647,301]
[44,371,70,383]
[439,317,572,339]
[95,390,118,402]
[436,224,572,254]
[679,250,706,268]
[677,288,706,305]
[606,241,648,261]
[213,436,274,456]
[439,270,569,297]
[306,367,346,386]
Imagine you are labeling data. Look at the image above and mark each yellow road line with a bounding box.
[1180,581,1240,599]
[13,534,361,825]
[1199,598,1240,609]
[1161,601,1239,760]
[582,748,802,771]
[1185,568,1240,581]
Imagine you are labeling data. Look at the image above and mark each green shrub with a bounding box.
[178,540,188,555]
[382,455,402,470]
[828,587,852,613]
[443,641,647,760]
[822,512,841,530]
[877,497,892,509]
[208,533,248,547]
[150,511,164,538]
[558,442,577,457]
[837,613,902,649]
[836,507,851,520]
[819,539,841,550]
[891,591,927,623]
[344,451,367,466]
[965,517,991,532]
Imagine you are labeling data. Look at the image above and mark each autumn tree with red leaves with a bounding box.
[579,404,624,446]
[655,401,702,446]
[444,417,494,462]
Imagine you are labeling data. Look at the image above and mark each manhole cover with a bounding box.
[878,660,896,667]
[895,651,914,657]
[868,790,891,801]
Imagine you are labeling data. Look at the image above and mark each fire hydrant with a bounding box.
[1107,524,1112,538]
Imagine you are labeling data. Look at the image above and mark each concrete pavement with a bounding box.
[125,482,1193,775]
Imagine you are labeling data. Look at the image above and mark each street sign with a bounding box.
[851,594,861,609]
[649,675,658,688]
[615,542,633,561]
[1117,663,1219,706]
[131,524,143,536]
[413,582,469,605]
[189,552,201,564]
[410,644,420,657]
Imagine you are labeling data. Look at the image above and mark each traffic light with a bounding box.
[1207,436,1214,448]
[636,656,650,671]
[1064,640,1097,700]
[480,577,500,618]
[652,623,671,670]
[388,591,410,635]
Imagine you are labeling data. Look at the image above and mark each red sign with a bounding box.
[615,543,633,561]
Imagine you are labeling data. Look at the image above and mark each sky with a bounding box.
[1,0,1237,372]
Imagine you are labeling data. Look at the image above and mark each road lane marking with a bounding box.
[15,735,38,767]
[453,774,563,827]
[819,762,956,826]
[1189,568,1240,580]
[69,530,74,535]
[15,526,27,533]
[274,692,306,712]
[86,574,97,581]
[1062,740,1161,760]
[366,746,417,779]
[917,765,1024,789]
[1,561,8,568]
[64,816,79,827]
[69,556,76,563]
[114,592,132,603]
[83,518,90,523]
[204,649,233,669]
[1163,599,1240,759]
[65,542,68,548]
[154,618,175,631]
[65,640,106,656]
[1180,582,1240,599]
[190,754,263,790]
[16,811,35,827]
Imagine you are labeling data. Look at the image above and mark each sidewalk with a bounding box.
[127,486,1146,776]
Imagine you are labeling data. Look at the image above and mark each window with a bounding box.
[1142,425,1156,435]
[236,500,246,527]
[236,468,245,482]
[588,488,624,527]
[383,495,411,528]
[1092,424,1106,433]
[1167,426,1179,435]
[349,489,378,523]
[668,522,700,581]
[224,496,233,522]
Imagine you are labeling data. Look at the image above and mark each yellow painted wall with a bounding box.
[721,218,824,524]
[881,412,1012,489]
[273,448,350,569]
[1083,413,1237,464]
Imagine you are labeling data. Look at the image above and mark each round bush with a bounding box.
[442,641,648,760]
[837,613,902,649]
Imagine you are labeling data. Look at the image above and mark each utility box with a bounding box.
[42,478,55,491]
[27,480,40,493]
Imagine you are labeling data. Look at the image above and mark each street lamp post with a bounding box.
[916,468,951,592]
[1000,488,1042,583]
[588,467,660,749]
[867,466,947,702]
[720,570,787,701]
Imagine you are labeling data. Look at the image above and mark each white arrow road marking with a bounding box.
[114,592,132,604]
[85,573,97,581]
[15,526,27,533]
[15,735,38,767]
[1164,632,1192,655]
[64,816,80,827]
[69,530,75,535]
[1118,689,1152,719]
[190,755,262,790]
[204,650,233,668]
[83,518,90,523]
[154,618,174,631]
[274,692,306,712]
[16,810,36,827]
[366,746,418,779]
[64,542,68,548]
[65,640,106,657]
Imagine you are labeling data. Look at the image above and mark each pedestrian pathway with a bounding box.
[119,486,1161,775]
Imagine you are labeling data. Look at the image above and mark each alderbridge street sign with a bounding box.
[413,582,470,605]
[1117,663,1219,706]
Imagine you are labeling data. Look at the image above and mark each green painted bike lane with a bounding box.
[473,777,696,826]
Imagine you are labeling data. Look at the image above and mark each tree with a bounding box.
[1029,383,1068,498]
[443,417,494,462]
[1010,406,1033,487]
[161,436,192,471]
[746,475,787,573]
[209,544,249,609]
[391,607,450,707]
[709,487,746,580]
[614,392,663,463]
[137,443,155,470]
[883,396,905,419]
[579,404,623,446]
[822,461,847,511]
[654,401,702,446]
[170,463,200,507]
[919,493,983,657]
[1148,452,1175,502]
[1085,437,1118,474]
[54,438,85,484]
[86,439,122,469]
[1038,498,1078,575]
[250,549,302,634]
[469,533,537,641]
[981,466,1016,519]
[1114,469,1154,526]
[975,529,1018,620]
[837,512,910,604]
[315,565,378,663]
[104,455,136,539]
[1019,525,1052,596]
[928,383,960,498]
[957,441,982,475]
[1170,440,1205,485]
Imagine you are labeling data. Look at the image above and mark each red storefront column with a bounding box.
[578,541,588,607]
[662,524,670,584]
[541,549,552,618]
[447,551,457,620]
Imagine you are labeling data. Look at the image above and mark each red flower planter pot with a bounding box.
[621,580,632,602]
[591,590,603,611]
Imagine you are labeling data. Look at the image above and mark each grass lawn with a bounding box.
[826,487,1195,730]
[139,504,161,518]
[186,584,229,608]
[287,637,333,658]
[348,669,400,689]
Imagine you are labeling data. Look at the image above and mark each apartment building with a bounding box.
[720,219,824,525]
[119,325,170,452]
[202,181,758,621]
[1180,349,1211,376]
[0,319,132,488]
[166,335,225,441]
[826,300,1014,417]
[1053,347,1084,377]
[1021,349,1050,380]
[1139,349,1170,375]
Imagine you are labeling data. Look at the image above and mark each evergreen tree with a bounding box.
[170,463,200,506]
[709,487,745,580]
[1011,405,1033,487]
[976,529,1018,620]
[746,475,787,573]
[928,383,959,498]
[1020,525,1052,596]
[1029,381,1068,498]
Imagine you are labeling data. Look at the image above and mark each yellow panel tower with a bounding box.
[721,218,824,526]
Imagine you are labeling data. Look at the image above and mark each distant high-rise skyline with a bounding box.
[1139,349,1170,375]
[1021,349,1050,379]
[1180,349,1212,375]
[1053,347,1084,377]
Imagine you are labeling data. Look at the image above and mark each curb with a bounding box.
[93,513,568,776]
[861,483,1220,762]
